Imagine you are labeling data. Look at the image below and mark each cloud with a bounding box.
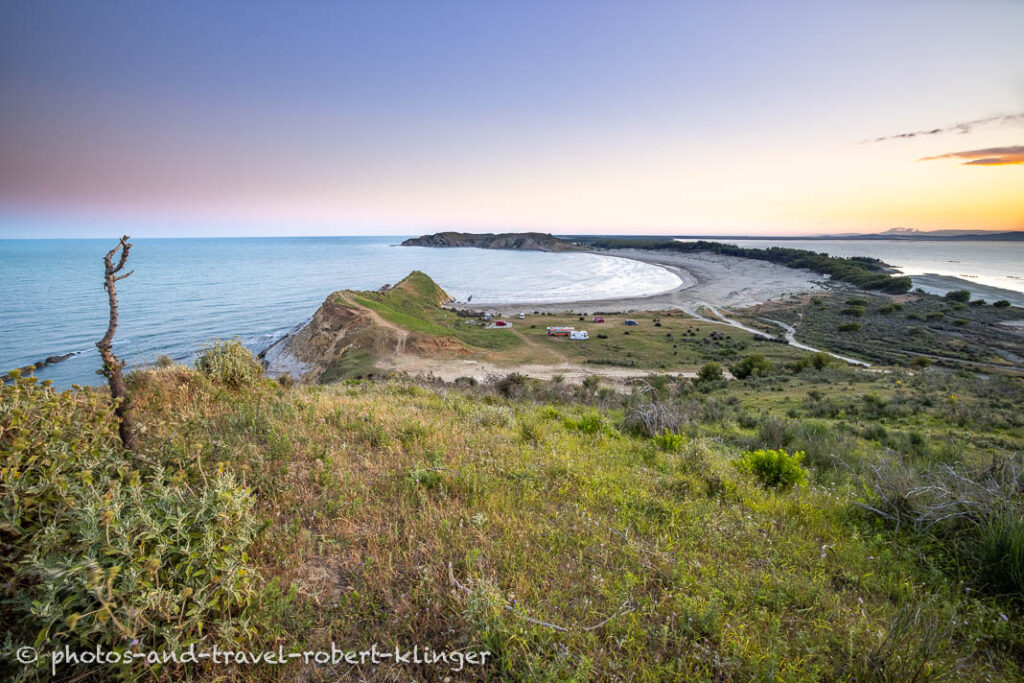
[919,146,1024,166]
[866,112,1024,143]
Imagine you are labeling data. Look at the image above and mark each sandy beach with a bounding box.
[461,248,834,315]
[267,248,858,384]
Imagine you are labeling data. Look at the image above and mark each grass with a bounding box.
[4,352,1022,680]
[747,291,1024,371]
[508,311,806,370]
[308,272,815,381]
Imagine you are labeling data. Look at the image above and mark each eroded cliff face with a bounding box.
[291,296,376,361]
[401,231,577,252]
[263,292,396,382]
[261,272,467,383]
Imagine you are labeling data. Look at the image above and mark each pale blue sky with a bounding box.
[1,1,1022,237]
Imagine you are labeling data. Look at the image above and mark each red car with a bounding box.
[494,320,508,327]
[592,316,605,323]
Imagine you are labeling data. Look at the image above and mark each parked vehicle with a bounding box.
[518,313,525,319]
[624,319,639,326]
[494,320,508,327]
[546,326,574,336]
[570,330,589,340]
[592,316,604,323]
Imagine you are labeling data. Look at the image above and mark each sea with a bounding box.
[2,236,1021,388]
[0,236,681,387]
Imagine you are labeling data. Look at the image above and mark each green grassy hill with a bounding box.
[3,343,1022,680]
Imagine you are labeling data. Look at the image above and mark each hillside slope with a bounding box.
[3,359,1022,680]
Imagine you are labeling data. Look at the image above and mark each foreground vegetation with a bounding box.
[3,340,1022,680]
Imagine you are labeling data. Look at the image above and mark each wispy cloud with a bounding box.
[866,112,1024,143]
[919,146,1024,166]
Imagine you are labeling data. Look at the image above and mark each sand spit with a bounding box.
[461,249,832,314]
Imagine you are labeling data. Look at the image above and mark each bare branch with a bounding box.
[97,236,139,453]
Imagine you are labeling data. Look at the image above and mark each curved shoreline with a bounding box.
[456,248,832,314]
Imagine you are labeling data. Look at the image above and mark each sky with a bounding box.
[1,0,1022,238]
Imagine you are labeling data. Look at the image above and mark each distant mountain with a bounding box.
[672,230,1024,242]
[401,231,579,251]
[845,229,1024,241]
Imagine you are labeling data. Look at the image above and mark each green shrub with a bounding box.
[910,356,932,369]
[498,372,531,398]
[735,448,808,489]
[697,362,724,382]
[945,289,971,303]
[791,419,850,469]
[837,322,861,332]
[993,300,1011,308]
[196,338,263,388]
[0,375,260,655]
[654,427,685,452]
[156,354,174,368]
[973,514,1024,596]
[563,411,605,434]
[757,415,792,449]
[791,351,834,373]
[846,298,868,306]
[840,306,866,317]
[879,303,904,314]
[729,354,773,379]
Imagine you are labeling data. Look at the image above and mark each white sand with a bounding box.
[476,249,832,315]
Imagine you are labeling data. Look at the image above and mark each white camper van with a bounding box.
[570,330,589,340]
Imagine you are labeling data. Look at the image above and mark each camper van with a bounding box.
[570,330,589,340]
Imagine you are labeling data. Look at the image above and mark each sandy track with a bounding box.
[376,353,697,387]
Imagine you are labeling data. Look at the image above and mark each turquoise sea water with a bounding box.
[0,236,681,387]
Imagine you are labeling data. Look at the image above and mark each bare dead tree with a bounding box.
[97,235,139,452]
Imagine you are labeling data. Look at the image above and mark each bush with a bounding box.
[563,411,606,434]
[156,354,174,368]
[945,289,971,303]
[621,399,695,437]
[858,457,1024,597]
[0,375,260,656]
[837,322,861,332]
[697,362,724,382]
[791,352,833,374]
[654,427,685,453]
[973,514,1024,596]
[735,448,808,489]
[846,298,868,306]
[791,419,850,469]
[993,300,1011,308]
[757,415,792,449]
[196,338,263,388]
[910,356,932,369]
[495,372,529,398]
[729,354,773,379]
[840,306,866,317]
